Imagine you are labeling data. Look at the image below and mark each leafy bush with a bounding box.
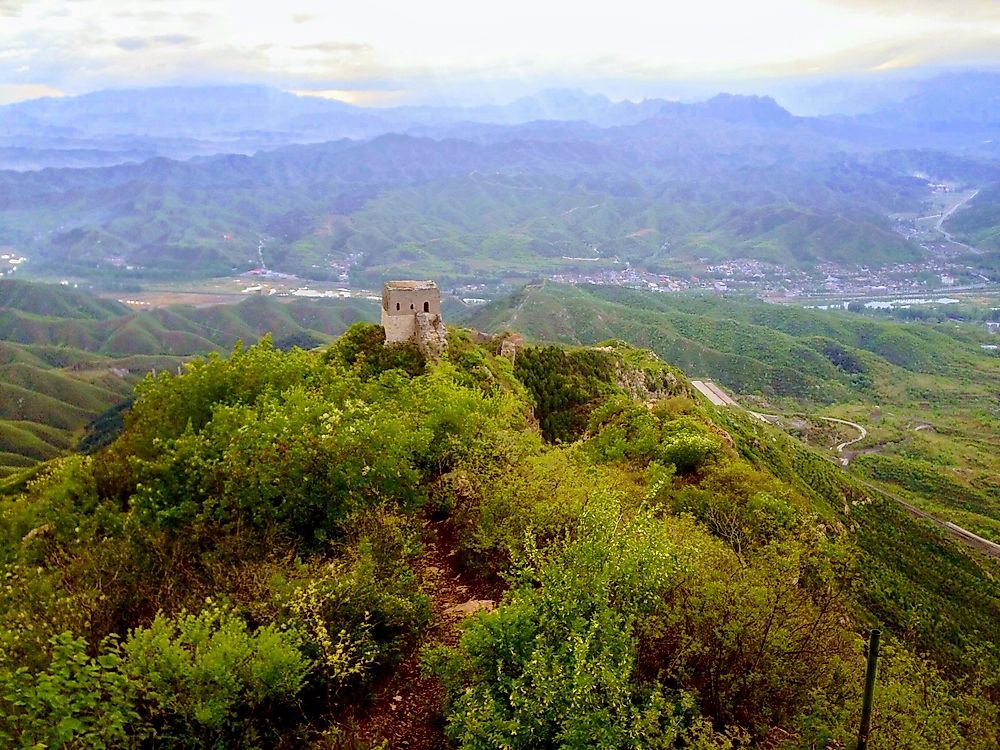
[0,632,141,749]
[430,492,744,748]
[0,456,130,664]
[113,344,529,549]
[95,338,321,503]
[636,539,852,737]
[323,321,425,379]
[660,432,723,474]
[272,506,431,695]
[671,462,805,558]
[443,446,602,576]
[123,602,311,748]
[436,477,854,744]
[585,398,724,473]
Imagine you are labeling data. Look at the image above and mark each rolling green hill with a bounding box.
[464,283,1000,541]
[0,280,130,320]
[0,280,377,473]
[463,283,987,397]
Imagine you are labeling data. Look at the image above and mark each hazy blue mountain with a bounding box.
[3,72,999,170]
[0,74,997,282]
[863,71,1000,130]
[0,120,941,282]
[0,86,396,169]
[0,86,359,137]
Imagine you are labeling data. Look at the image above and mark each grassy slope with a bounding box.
[714,406,1000,674]
[0,281,378,471]
[0,279,130,319]
[464,282,1000,538]
[947,182,1000,252]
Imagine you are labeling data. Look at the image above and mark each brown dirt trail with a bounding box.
[353,519,496,749]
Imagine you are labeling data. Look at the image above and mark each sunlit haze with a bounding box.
[1,0,999,104]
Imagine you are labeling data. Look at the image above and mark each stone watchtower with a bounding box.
[381,280,447,357]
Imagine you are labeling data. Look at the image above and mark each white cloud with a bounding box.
[0,83,65,104]
[0,0,997,102]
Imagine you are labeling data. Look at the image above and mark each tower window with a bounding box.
[396,302,400,311]
[423,301,430,312]
[410,303,414,310]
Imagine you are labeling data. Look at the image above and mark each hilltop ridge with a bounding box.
[1,320,997,748]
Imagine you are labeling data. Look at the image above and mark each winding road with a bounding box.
[256,237,268,270]
[819,416,867,462]
[935,189,980,251]
[689,379,1000,561]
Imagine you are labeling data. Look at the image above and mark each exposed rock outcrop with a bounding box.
[415,312,448,359]
[613,361,680,402]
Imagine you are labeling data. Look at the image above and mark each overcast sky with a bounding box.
[1,0,998,105]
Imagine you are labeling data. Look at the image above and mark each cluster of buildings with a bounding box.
[541,256,994,299]
[0,251,27,276]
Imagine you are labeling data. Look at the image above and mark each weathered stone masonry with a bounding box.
[381,280,447,358]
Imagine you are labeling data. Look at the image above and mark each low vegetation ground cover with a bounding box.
[464,282,1000,542]
[0,323,997,748]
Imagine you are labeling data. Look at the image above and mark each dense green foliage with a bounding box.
[514,346,617,442]
[1,324,997,747]
[464,282,1000,542]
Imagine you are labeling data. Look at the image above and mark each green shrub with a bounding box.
[670,462,804,558]
[430,492,739,748]
[0,632,142,749]
[584,397,724,473]
[272,506,431,695]
[323,322,425,379]
[95,338,321,504]
[0,456,130,665]
[660,432,722,474]
[585,396,662,463]
[444,446,603,576]
[123,603,311,748]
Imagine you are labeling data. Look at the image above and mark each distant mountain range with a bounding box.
[0,72,997,282]
[1,71,999,169]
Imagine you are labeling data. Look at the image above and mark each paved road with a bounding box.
[935,189,980,251]
[819,416,868,463]
[691,379,738,407]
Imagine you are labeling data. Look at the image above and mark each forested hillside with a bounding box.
[0,325,996,748]
[464,283,1000,543]
[5,107,990,285]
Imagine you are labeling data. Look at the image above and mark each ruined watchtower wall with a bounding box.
[381,280,446,356]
